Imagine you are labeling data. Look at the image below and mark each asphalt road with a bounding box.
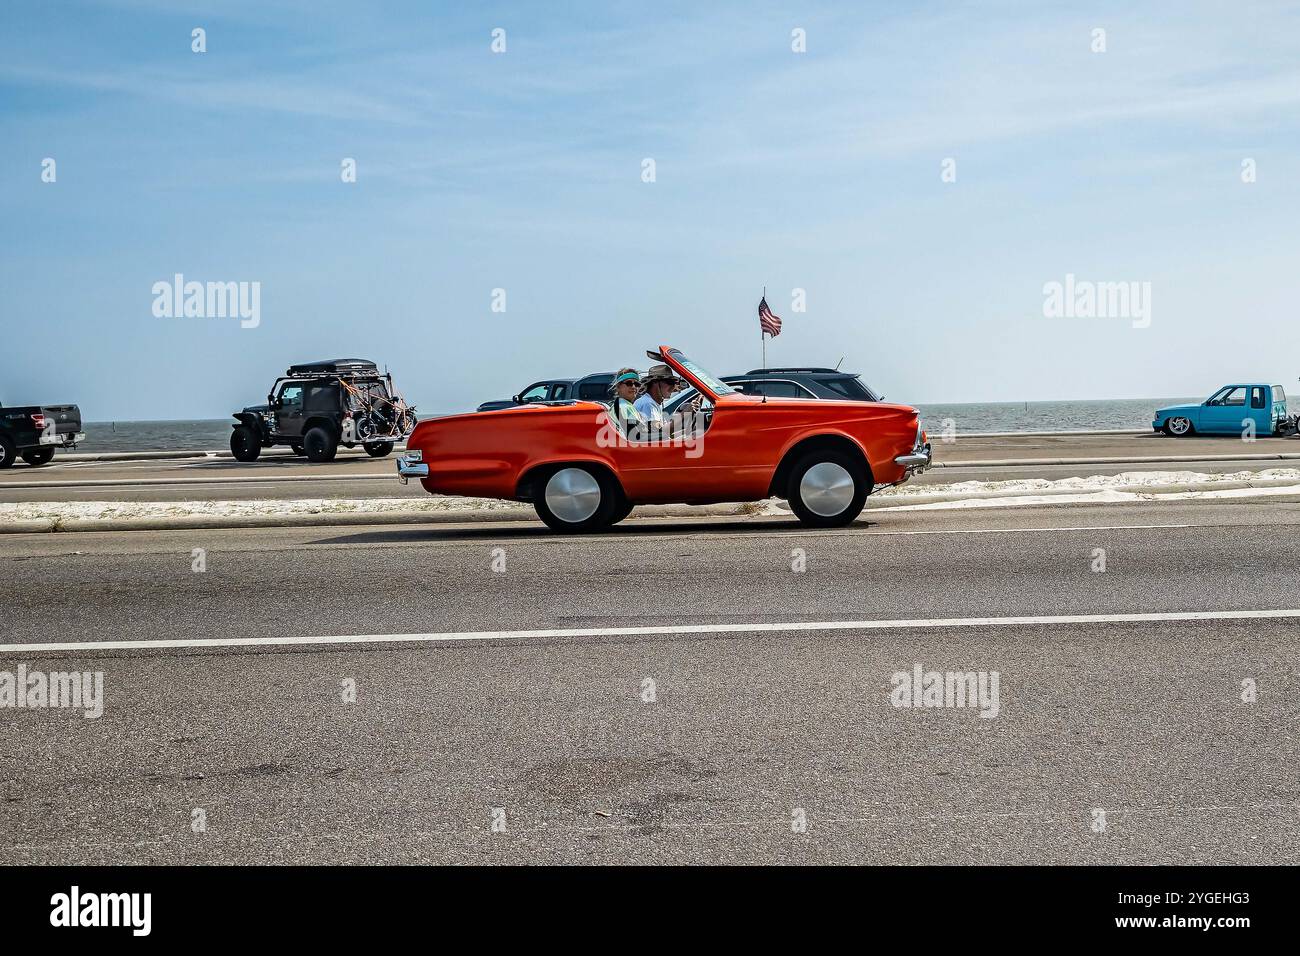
[2,432,1298,503]
[2,497,1298,864]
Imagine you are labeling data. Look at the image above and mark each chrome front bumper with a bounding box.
[396,450,429,484]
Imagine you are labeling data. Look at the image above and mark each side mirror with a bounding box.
[511,394,521,403]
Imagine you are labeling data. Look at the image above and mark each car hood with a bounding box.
[241,404,270,415]
[1154,402,1200,416]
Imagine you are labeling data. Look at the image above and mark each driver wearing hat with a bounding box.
[634,364,676,425]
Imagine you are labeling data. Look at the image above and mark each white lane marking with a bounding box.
[860,523,1195,536]
[3,608,1297,655]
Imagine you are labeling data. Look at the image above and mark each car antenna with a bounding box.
[835,356,844,370]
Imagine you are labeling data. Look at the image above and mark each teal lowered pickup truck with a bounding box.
[1153,384,1293,437]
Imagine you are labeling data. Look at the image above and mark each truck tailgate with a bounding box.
[42,405,82,434]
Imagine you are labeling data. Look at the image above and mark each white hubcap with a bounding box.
[1170,417,1191,435]
[545,468,602,523]
[799,461,855,517]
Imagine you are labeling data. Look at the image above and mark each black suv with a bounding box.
[231,359,416,463]
[725,367,881,401]
[661,366,880,416]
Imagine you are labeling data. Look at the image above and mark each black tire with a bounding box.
[533,465,620,532]
[303,426,338,462]
[0,434,16,469]
[610,498,635,525]
[1162,417,1194,437]
[290,443,306,456]
[786,449,870,528]
[230,426,261,462]
[364,441,394,458]
[21,447,55,467]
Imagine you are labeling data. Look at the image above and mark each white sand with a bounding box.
[5,468,1300,524]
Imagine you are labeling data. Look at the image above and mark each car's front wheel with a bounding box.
[21,447,55,467]
[0,435,16,469]
[787,450,870,527]
[1163,417,1193,437]
[534,465,620,532]
[303,426,338,462]
[364,441,394,458]
[230,426,261,462]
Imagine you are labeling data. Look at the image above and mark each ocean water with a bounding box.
[82,399,1190,452]
[913,398,1194,435]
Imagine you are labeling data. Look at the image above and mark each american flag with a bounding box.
[758,295,782,337]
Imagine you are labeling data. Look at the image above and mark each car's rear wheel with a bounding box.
[610,497,634,525]
[534,465,620,532]
[1163,417,1193,437]
[230,426,261,462]
[787,450,870,527]
[21,447,55,467]
[0,435,16,469]
[364,441,394,458]
[303,426,338,462]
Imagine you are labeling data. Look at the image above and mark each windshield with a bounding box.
[665,349,734,396]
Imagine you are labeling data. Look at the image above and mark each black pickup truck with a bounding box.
[0,402,84,468]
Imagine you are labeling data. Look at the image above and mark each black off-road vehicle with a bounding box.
[230,360,416,463]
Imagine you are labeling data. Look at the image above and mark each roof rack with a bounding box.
[744,367,847,375]
[284,359,381,377]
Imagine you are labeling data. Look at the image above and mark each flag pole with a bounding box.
[761,286,766,369]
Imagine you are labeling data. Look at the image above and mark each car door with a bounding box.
[274,383,306,438]
[516,382,550,404]
[1201,386,1247,434]
[607,348,773,502]
[1247,386,1272,437]
[605,394,764,502]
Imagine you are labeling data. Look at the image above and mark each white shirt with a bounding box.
[634,392,665,422]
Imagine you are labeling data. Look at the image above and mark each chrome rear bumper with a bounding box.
[894,439,932,477]
[396,451,429,484]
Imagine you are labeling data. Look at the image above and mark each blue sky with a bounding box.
[3,0,1299,420]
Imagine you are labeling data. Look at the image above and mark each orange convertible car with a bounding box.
[397,347,931,531]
